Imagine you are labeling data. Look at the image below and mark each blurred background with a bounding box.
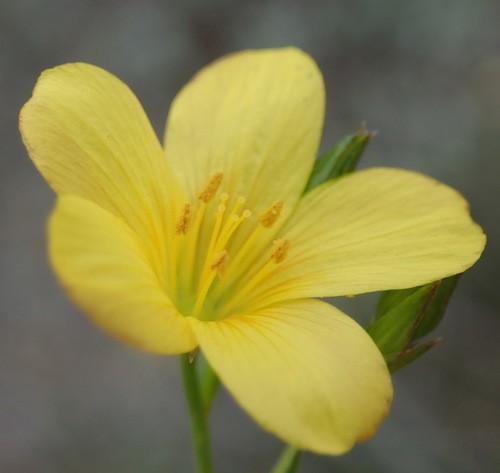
[1,0,499,472]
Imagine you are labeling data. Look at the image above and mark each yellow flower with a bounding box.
[20,48,485,455]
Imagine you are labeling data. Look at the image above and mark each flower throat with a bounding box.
[169,173,289,320]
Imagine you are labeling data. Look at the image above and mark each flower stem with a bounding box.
[197,355,220,413]
[180,354,214,473]
[270,445,301,473]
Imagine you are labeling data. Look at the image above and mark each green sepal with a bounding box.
[367,275,460,372]
[411,276,460,340]
[304,125,374,192]
[367,284,437,356]
[386,339,439,373]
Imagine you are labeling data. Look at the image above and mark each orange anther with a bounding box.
[198,173,223,203]
[271,239,290,263]
[175,203,192,235]
[259,201,284,227]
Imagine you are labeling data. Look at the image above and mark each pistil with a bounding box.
[171,172,289,321]
[220,239,291,316]
[194,194,251,319]
[209,201,285,301]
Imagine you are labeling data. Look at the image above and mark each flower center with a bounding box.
[169,172,289,320]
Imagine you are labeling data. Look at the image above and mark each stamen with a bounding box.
[229,197,246,217]
[206,197,228,263]
[215,209,251,254]
[210,200,285,301]
[218,237,292,317]
[168,203,194,294]
[210,250,229,278]
[198,172,223,203]
[175,203,193,235]
[259,201,284,227]
[191,249,228,318]
[178,200,207,291]
[180,184,289,320]
[271,239,290,263]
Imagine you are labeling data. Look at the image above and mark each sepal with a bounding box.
[367,275,460,373]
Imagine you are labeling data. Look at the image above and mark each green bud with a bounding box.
[304,125,374,192]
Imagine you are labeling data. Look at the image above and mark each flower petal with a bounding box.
[20,63,182,254]
[164,48,325,216]
[190,299,392,454]
[242,168,485,307]
[50,196,196,354]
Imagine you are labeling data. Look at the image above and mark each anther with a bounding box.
[175,203,192,235]
[271,239,290,263]
[199,173,223,203]
[211,250,229,277]
[259,201,284,227]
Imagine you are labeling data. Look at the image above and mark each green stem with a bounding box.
[197,355,220,413]
[270,445,301,473]
[180,354,214,473]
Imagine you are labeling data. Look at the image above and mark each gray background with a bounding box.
[1,1,499,472]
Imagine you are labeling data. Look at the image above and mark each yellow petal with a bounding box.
[190,299,392,454]
[20,63,182,259]
[50,196,196,354]
[164,48,324,218]
[244,168,485,307]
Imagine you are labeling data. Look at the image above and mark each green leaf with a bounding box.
[304,125,374,192]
